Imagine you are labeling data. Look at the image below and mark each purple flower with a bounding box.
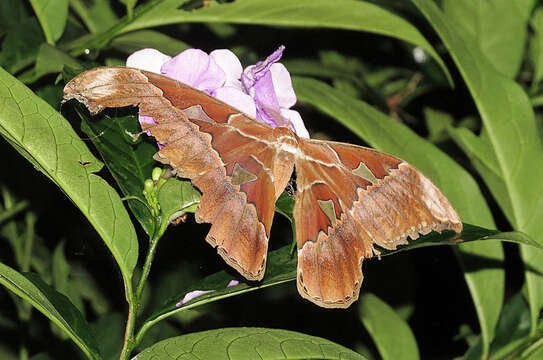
[126,46,309,138]
[242,46,309,138]
[174,279,239,308]
[227,279,239,287]
[175,289,215,307]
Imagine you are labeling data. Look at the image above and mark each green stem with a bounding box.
[135,217,170,302]
[21,213,35,273]
[119,297,137,360]
[0,201,28,225]
[119,217,170,359]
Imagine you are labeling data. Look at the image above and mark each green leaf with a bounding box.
[0,1,29,36]
[424,108,453,144]
[442,0,528,78]
[90,313,124,360]
[68,0,118,34]
[463,291,533,360]
[516,0,539,19]
[119,0,451,85]
[520,245,543,335]
[51,242,74,339]
[52,242,70,297]
[20,44,81,83]
[447,127,514,223]
[68,264,110,315]
[135,327,366,360]
[293,76,504,358]
[0,18,43,74]
[412,0,543,337]
[0,261,101,360]
[0,67,138,294]
[80,113,157,235]
[529,7,543,87]
[157,177,201,228]
[359,293,419,360]
[29,0,68,44]
[490,292,531,359]
[275,192,294,223]
[110,30,190,56]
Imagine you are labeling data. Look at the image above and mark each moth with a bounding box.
[64,67,462,308]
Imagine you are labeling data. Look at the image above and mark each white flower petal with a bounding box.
[270,63,296,108]
[214,86,257,118]
[281,109,309,138]
[175,290,215,307]
[126,48,171,73]
[210,49,243,86]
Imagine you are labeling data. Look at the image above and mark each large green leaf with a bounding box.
[135,327,366,360]
[293,76,504,354]
[442,0,529,78]
[412,0,543,337]
[80,113,157,235]
[0,261,101,360]
[72,0,450,84]
[0,67,138,293]
[359,293,419,360]
[29,0,68,44]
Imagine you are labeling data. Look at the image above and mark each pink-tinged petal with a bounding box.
[253,71,282,127]
[175,290,215,307]
[213,86,257,118]
[227,280,239,287]
[210,49,242,86]
[281,109,309,138]
[242,65,257,94]
[242,45,285,91]
[161,49,226,93]
[126,48,171,73]
[139,114,157,126]
[270,63,296,108]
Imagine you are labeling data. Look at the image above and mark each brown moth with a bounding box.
[63,67,462,308]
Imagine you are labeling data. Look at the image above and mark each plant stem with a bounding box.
[119,217,169,359]
[119,298,137,360]
[135,238,159,303]
[21,213,35,273]
[0,200,28,225]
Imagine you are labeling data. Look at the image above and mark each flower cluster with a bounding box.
[126,46,309,138]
